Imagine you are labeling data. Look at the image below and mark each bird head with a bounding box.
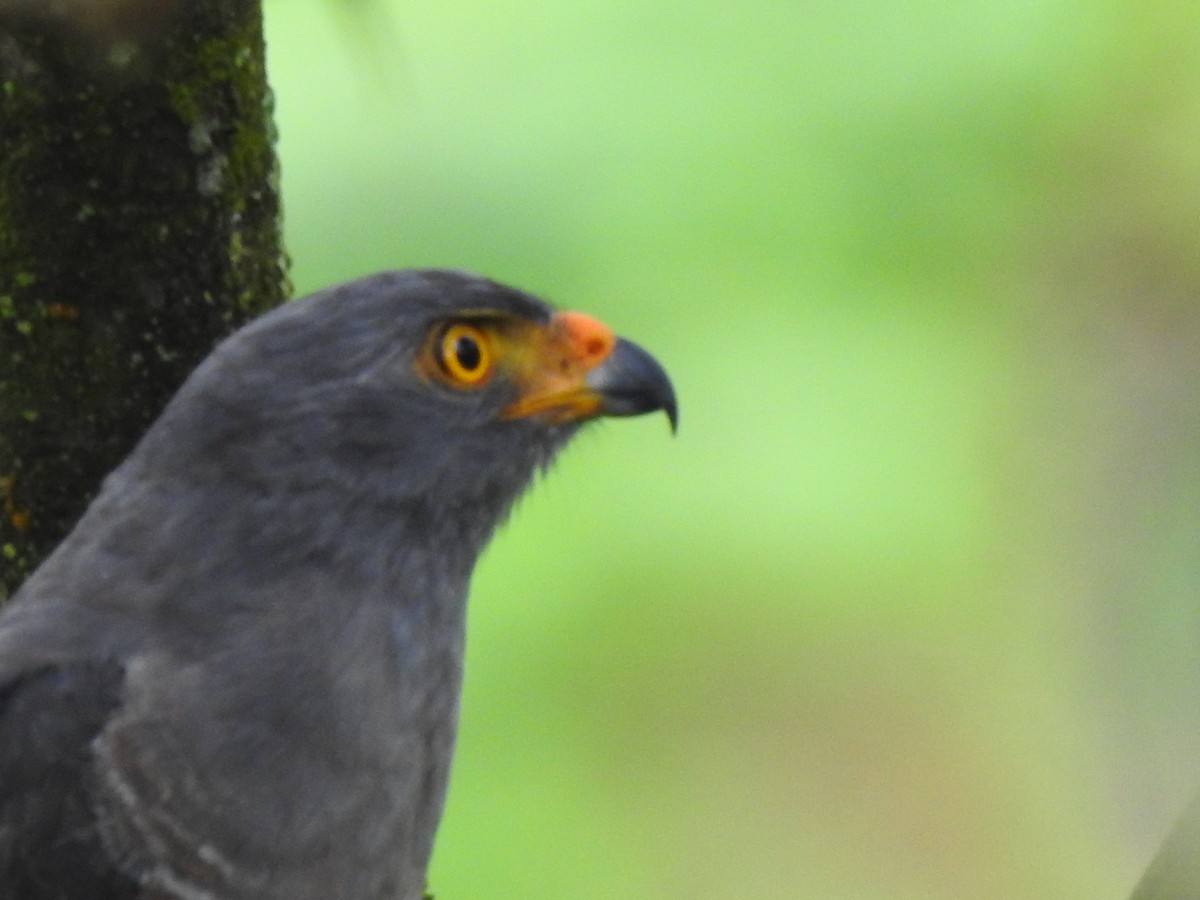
[136,269,676,556]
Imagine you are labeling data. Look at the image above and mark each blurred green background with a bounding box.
[265,1,1200,897]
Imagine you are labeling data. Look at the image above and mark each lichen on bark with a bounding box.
[0,0,289,597]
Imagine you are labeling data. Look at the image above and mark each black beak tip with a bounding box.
[664,396,679,435]
[587,337,678,434]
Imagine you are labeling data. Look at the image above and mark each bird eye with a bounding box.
[436,322,493,386]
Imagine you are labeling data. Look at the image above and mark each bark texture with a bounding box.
[0,0,288,597]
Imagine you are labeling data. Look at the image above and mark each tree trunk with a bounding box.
[0,0,287,598]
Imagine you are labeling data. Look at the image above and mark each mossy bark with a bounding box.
[0,0,288,598]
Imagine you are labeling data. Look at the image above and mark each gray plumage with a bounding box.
[0,269,675,899]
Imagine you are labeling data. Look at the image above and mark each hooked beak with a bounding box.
[585,336,678,432]
[502,311,677,432]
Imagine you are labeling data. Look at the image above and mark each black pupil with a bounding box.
[454,334,482,371]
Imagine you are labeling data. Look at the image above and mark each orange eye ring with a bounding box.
[436,322,493,386]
